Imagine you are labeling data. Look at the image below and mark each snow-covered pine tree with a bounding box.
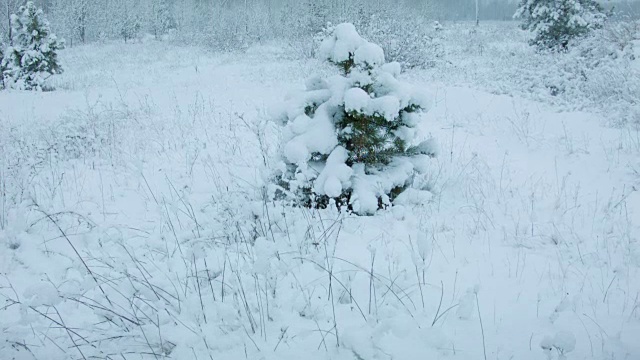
[3,1,63,90]
[514,0,606,52]
[273,23,437,215]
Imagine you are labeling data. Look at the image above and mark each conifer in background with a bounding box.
[515,0,606,52]
[3,1,64,90]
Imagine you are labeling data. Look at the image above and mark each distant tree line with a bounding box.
[0,0,434,50]
[430,0,518,21]
[1,0,638,48]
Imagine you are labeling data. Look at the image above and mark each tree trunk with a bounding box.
[80,1,86,44]
[7,2,11,45]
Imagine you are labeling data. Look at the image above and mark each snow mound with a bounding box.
[320,23,386,71]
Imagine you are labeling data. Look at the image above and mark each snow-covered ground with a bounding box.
[1,35,639,360]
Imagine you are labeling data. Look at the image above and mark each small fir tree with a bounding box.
[515,0,606,52]
[3,1,64,90]
[273,23,437,215]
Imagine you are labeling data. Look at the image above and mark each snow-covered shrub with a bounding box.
[356,9,443,69]
[532,20,640,118]
[515,0,607,52]
[273,23,437,215]
[174,2,266,52]
[567,21,639,103]
[540,331,576,360]
[570,21,638,63]
[2,2,64,91]
[600,19,640,53]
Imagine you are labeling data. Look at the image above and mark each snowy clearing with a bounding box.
[1,36,640,360]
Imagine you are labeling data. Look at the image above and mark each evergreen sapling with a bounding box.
[272,23,437,215]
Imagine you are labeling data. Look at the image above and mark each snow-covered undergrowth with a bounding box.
[412,21,640,125]
[1,38,640,359]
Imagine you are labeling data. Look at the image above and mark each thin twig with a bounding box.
[475,292,487,360]
[34,205,113,307]
[432,280,444,326]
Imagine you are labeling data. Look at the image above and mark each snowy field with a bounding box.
[2,23,640,360]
